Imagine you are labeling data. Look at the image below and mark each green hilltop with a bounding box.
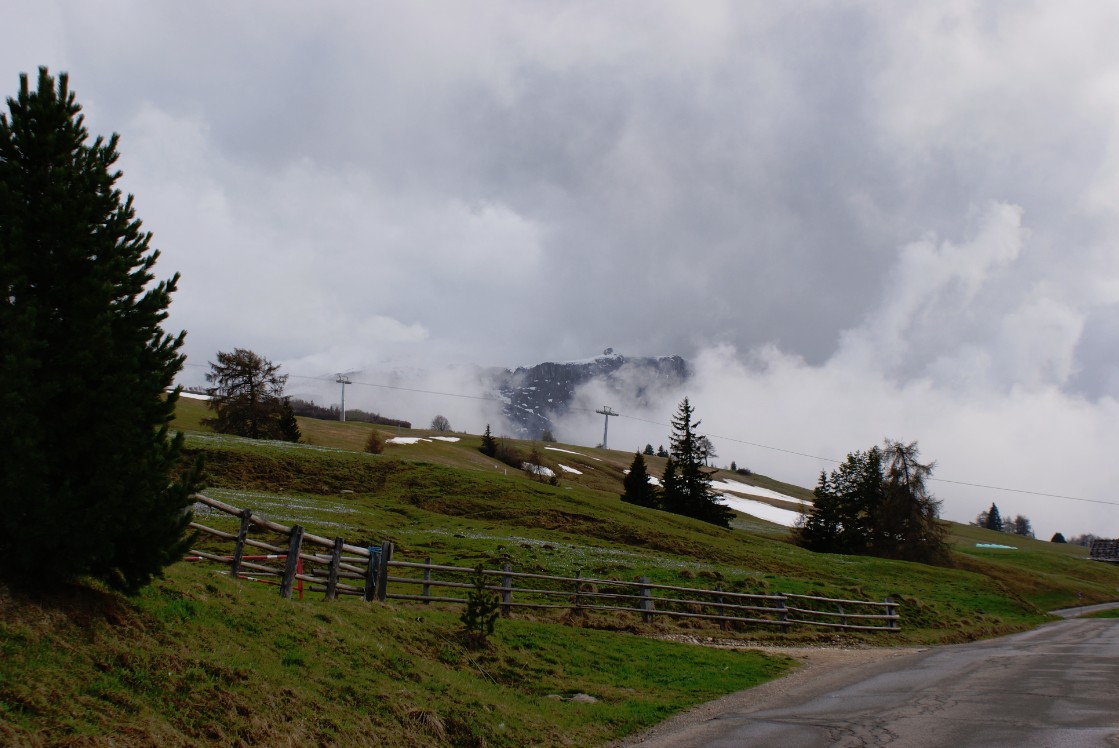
[3,398,1118,747]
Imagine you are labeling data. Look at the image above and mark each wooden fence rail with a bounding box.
[186,493,900,632]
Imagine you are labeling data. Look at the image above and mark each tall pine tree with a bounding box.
[661,398,734,528]
[480,424,497,457]
[0,68,199,593]
[982,502,1003,532]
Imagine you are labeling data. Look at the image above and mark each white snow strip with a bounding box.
[558,464,582,475]
[523,463,555,477]
[718,495,803,527]
[386,437,433,445]
[976,543,1018,550]
[429,436,460,442]
[545,446,602,461]
[711,478,811,506]
[176,390,211,401]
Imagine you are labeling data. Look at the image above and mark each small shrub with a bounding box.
[364,430,384,454]
[459,565,500,648]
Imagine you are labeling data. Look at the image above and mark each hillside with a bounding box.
[3,398,1118,746]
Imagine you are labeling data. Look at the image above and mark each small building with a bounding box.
[1088,539,1119,562]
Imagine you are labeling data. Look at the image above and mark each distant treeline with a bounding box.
[289,398,411,429]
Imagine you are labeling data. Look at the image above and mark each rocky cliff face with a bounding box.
[487,351,689,439]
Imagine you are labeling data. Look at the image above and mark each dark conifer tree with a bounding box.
[278,397,302,443]
[0,68,199,592]
[796,448,884,554]
[660,457,680,512]
[796,440,948,565]
[661,398,733,528]
[204,348,289,439]
[879,440,949,563]
[480,424,497,457]
[983,502,1003,532]
[643,444,655,456]
[621,452,659,509]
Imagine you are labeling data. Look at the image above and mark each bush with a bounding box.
[459,565,499,648]
[364,430,384,454]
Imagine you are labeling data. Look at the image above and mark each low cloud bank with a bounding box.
[559,204,1119,541]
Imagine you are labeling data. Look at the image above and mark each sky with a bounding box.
[6,2,1119,539]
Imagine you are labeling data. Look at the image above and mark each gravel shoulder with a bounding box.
[611,640,926,747]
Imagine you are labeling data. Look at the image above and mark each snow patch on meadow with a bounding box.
[545,446,601,461]
[711,478,811,506]
[718,495,804,527]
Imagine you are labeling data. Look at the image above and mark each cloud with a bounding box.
[6,3,1119,538]
[558,205,1119,540]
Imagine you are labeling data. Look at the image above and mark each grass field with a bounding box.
[3,398,1118,746]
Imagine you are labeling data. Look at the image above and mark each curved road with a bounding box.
[628,617,1119,747]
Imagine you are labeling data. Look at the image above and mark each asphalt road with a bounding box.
[629,618,1119,747]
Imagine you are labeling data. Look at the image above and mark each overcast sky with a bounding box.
[8,2,1119,539]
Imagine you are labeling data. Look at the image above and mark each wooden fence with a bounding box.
[186,493,900,633]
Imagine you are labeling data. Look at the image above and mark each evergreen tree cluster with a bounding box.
[289,398,410,428]
[621,398,734,529]
[795,440,949,564]
[0,68,200,592]
[975,502,1035,538]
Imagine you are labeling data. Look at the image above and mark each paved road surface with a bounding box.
[628,618,1119,747]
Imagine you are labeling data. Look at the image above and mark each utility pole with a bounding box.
[596,405,618,450]
[335,374,352,422]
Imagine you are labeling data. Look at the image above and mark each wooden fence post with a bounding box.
[421,557,432,603]
[716,583,727,631]
[363,545,380,602]
[375,540,393,602]
[777,592,789,629]
[229,508,253,578]
[325,536,344,601]
[836,602,847,630]
[575,571,582,609]
[501,563,513,616]
[885,596,898,630]
[640,577,653,624]
[280,525,304,599]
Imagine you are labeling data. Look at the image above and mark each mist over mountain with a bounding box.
[487,350,689,440]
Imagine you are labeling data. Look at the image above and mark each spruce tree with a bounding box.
[0,68,199,592]
[480,424,497,457]
[621,452,659,508]
[278,397,302,443]
[796,448,884,554]
[661,398,733,528]
[983,502,1003,532]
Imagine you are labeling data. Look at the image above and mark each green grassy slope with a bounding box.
[3,398,1117,746]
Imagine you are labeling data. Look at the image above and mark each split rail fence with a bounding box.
[186,493,900,633]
